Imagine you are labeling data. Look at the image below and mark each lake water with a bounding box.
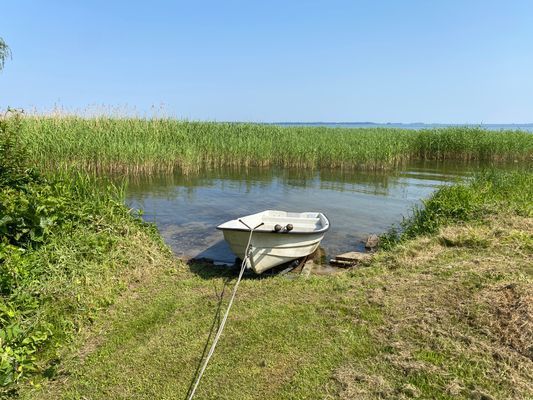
[125,161,506,264]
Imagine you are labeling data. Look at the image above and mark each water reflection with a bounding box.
[125,161,508,263]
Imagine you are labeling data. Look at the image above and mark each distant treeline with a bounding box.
[13,116,533,174]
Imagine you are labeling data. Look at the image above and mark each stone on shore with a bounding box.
[365,234,380,250]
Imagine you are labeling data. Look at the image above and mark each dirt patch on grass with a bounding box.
[479,283,533,360]
[334,366,395,400]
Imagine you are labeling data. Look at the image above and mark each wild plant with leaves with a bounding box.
[0,112,158,390]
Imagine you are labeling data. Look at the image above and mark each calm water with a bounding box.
[125,161,503,264]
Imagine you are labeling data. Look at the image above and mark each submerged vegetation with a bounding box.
[13,116,533,174]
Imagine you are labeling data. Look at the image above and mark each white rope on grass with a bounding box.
[187,221,263,400]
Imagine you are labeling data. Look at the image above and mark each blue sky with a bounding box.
[1,1,532,122]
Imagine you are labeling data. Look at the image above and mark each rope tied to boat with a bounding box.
[187,220,264,400]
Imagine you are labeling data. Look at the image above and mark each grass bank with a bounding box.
[14,116,533,174]
[0,117,178,395]
[16,169,533,399]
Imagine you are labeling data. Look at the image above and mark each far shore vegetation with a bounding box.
[10,115,533,174]
[1,108,532,398]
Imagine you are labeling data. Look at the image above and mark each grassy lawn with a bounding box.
[22,215,532,399]
[3,117,531,398]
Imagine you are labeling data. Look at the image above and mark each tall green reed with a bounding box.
[14,116,533,175]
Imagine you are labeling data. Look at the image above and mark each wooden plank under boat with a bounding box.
[217,210,330,274]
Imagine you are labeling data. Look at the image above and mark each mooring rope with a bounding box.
[187,220,263,400]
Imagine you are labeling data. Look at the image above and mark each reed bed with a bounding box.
[14,116,533,174]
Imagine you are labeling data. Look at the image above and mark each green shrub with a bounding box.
[0,116,151,389]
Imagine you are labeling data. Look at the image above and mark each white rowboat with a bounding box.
[217,210,330,274]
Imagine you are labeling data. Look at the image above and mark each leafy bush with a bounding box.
[0,114,150,389]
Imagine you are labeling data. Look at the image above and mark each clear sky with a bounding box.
[1,1,532,123]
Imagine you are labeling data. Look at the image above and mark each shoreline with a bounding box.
[21,191,533,399]
[2,115,531,398]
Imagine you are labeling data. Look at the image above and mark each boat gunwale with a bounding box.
[216,213,331,235]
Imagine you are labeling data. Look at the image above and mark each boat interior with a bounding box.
[217,210,330,233]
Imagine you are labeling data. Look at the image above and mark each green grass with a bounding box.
[0,167,175,392]
[1,116,177,392]
[381,169,533,247]
[14,116,533,174]
[3,115,532,398]
[13,170,533,399]
[20,211,533,399]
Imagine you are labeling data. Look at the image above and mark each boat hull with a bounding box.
[221,229,325,274]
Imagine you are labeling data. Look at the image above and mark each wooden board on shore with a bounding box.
[330,251,372,268]
[335,251,372,262]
